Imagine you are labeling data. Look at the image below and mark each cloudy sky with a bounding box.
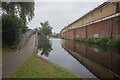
[28,1,104,33]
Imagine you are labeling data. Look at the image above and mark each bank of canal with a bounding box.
[10,54,76,78]
[37,38,120,79]
[37,38,96,78]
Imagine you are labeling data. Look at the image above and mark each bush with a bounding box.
[74,36,120,49]
[100,37,110,45]
[88,38,95,43]
[2,14,27,46]
[74,37,81,42]
[107,38,120,48]
[80,38,86,42]
[94,38,102,44]
[84,38,90,42]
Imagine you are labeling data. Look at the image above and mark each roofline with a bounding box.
[65,2,110,28]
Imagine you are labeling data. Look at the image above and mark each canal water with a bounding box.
[37,38,120,78]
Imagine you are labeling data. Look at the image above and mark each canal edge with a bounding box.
[35,54,81,78]
[34,33,81,78]
[62,45,120,79]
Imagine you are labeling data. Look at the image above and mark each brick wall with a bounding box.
[112,17,119,38]
[75,27,86,38]
[62,16,119,39]
[65,29,75,40]
[87,19,110,38]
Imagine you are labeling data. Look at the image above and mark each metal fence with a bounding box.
[17,29,36,49]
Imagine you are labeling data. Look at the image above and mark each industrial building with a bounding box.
[60,2,120,40]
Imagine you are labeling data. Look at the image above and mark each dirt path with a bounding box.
[3,34,36,78]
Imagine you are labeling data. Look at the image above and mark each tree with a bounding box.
[2,2,35,25]
[39,21,53,36]
[2,14,26,45]
[2,2,35,46]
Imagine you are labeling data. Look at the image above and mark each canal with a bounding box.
[37,37,120,79]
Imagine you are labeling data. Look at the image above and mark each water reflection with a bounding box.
[37,38,96,78]
[62,40,120,78]
[37,34,52,57]
[37,38,120,78]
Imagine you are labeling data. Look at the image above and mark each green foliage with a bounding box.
[2,14,25,45]
[88,38,94,43]
[74,36,120,48]
[74,37,81,42]
[2,2,35,46]
[107,38,120,48]
[51,33,59,38]
[94,38,101,44]
[2,2,35,24]
[37,34,53,57]
[99,37,110,45]
[2,14,28,34]
[39,21,53,36]
[89,37,109,45]
[2,2,16,15]
[80,38,87,42]
[2,14,25,32]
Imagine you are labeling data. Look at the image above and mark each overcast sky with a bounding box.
[28,1,104,33]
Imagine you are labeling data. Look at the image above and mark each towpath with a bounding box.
[3,34,37,78]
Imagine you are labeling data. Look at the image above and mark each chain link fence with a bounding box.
[17,29,36,49]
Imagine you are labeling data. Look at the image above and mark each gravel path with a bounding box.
[3,34,36,78]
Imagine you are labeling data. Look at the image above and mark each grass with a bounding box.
[10,54,76,78]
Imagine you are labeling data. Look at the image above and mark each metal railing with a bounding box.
[17,29,36,49]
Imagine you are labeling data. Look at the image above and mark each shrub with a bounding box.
[84,38,90,42]
[94,38,102,44]
[74,36,120,49]
[2,14,25,46]
[80,38,86,42]
[74,37,81,42]
[107,38,120,48]
[100,37,110,45]
[88,38,95,43]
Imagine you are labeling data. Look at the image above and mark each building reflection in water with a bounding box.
[62,40,120,78]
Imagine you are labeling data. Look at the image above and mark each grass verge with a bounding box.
[10,54,76,78]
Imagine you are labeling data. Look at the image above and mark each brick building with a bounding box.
[60,2,120,40]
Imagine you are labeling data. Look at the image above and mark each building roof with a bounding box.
[65,2,110,29]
